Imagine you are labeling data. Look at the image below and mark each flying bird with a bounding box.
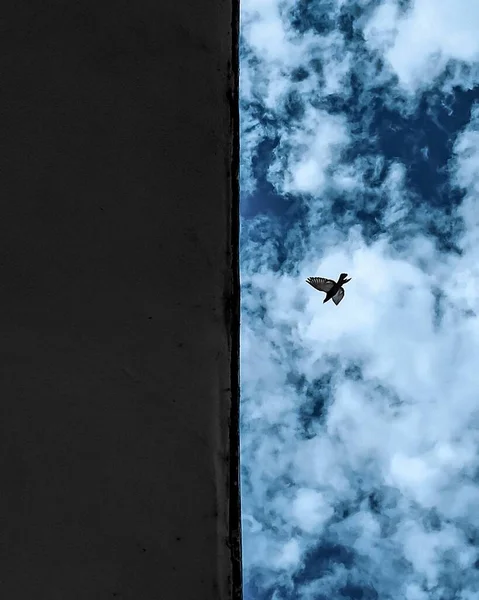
[305,273,351,305]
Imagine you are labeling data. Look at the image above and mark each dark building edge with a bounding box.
[227,0,243,596]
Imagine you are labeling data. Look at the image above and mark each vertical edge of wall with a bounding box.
[228,0,243,595]
[219,0,242,596]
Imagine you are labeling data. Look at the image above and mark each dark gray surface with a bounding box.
[0,1,241,598]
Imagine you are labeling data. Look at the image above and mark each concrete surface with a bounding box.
[0,1,241,598]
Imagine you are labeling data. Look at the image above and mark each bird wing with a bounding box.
[306,277,335,293]
[332,287,345,305]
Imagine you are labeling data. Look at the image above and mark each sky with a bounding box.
[239,1,479,599]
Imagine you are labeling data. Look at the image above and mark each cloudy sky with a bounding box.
[239,1,479,598]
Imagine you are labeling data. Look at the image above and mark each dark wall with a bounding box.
[0,1,241,598]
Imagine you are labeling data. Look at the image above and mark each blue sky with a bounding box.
[239,1,479,598]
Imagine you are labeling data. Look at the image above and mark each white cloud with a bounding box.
[291,488,335,533]
[272,538,302,569]
[364,0,479,92]
[268,108,350,195]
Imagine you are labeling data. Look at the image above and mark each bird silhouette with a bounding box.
[305,273,351,305]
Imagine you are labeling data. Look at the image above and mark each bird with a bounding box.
[305,272,351,305]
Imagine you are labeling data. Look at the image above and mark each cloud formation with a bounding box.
[364,0,479,92]
[241,1,479,598]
